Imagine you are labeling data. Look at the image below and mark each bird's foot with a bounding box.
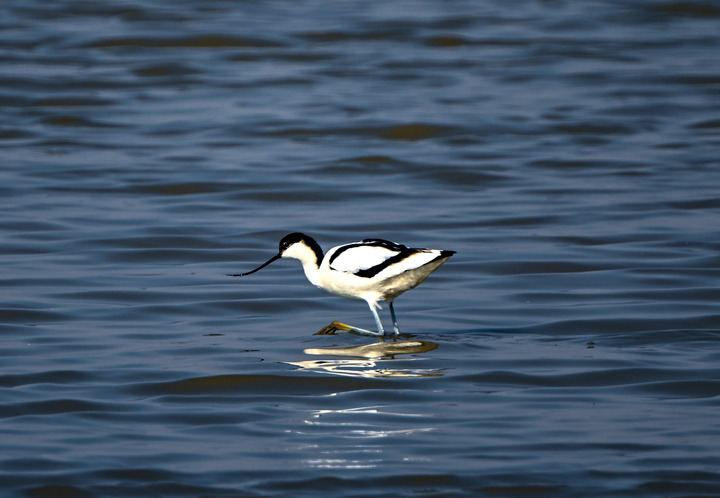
[315,321,385,337]
[315,321,347,335]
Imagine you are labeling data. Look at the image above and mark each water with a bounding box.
[2,0,720,496]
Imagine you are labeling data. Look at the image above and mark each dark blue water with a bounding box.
[2,1,720,496]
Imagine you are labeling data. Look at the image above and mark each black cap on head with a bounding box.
[278,232,323,266]
[279,232,309,253]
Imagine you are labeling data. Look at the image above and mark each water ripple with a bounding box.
[2,0,720,496]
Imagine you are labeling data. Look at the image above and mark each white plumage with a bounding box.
[229,232,455,336]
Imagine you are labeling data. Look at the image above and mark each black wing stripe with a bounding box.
[353,247,415,278]
[329,240,454,279]
[361,238,408,252]
[357,249,455,278]
[328,239,407,267]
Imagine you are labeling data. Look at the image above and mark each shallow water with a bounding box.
[2,0,720,496]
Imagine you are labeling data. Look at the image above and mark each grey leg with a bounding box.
[389,302,400,335]
[368,303,386,336]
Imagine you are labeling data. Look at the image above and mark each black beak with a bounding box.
[228,253,281,277]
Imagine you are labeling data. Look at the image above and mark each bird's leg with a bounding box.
[314,303,388,337]
[316,322,383,337]
[388,302,400,335]
[314,307,384,337]
[360,303,386,336]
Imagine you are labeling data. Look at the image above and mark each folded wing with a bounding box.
[329,239,445,279]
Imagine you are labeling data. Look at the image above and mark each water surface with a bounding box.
[2,1,720,496]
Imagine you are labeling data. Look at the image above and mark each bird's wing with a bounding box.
[370,249,445,277]
[329,243,400,275]
[329,239,447,279]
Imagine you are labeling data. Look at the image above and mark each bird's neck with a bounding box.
[300,260,322,287]
[285,245,323,288]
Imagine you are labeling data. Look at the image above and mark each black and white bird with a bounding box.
[229,233,455,336]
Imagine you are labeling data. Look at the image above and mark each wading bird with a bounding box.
[229,233,455,336]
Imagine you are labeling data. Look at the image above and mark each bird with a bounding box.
[228,232,455,337]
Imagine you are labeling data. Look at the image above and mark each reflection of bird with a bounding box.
[229,232,455,336]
